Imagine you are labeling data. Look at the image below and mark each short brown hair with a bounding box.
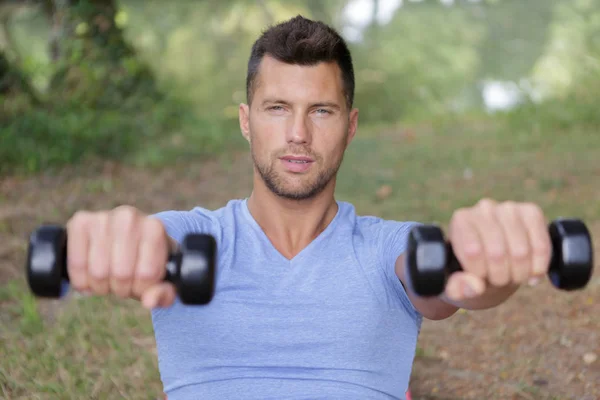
[246,15,355,110]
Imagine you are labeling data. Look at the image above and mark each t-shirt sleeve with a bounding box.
[151,206,220,245]
[376,219,422,320]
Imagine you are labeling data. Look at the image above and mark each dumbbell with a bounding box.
[25,224,217,305]
[405,218,594,297]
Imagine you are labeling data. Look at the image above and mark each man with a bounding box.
[65,16,552,399]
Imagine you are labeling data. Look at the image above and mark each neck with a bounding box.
[247,176,338,260]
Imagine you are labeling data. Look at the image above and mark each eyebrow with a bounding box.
[261,98,341,110]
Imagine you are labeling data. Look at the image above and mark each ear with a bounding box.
[239,103,251,143]
[346,108,359,147]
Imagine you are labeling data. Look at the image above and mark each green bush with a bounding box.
[500,68,600,135]
[0,94,241,176]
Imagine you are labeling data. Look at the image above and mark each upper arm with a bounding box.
[374,220,423,321]
[374,218,458,321]
[149,207,221,318]
[394,254,459,321]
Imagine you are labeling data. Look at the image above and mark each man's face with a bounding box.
[239,55,358,200]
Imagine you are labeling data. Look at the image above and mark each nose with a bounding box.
[286,113,311,145]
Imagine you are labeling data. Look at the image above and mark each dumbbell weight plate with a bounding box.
[404,225,449,297]
[549,218,594,290]
[174,234,216,305]
[27,224,67,298]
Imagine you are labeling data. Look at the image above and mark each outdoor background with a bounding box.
[1,0,599,399]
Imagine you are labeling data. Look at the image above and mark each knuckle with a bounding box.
[450,208,470,225]
[94,284,109,295]
[131,283,147,299]
[532,239,551,257]
[144,216,165,232]
[487,246,506,262]
[112,265,134,281]
[498,200,517,215]
[112,205,139,229]
[454,207,468,217]
[476,198,498,217]
[113,204,138,215]
[521,202,544,220]
[137,264,163,282]
[489,268,509,285]
[111,280,132,296]
[67,210,91,229]
[510,245,530,261]
[513,268,529,283]
[89,264,109,281]
[477,197,496,210]
[494,276,510,287]
[92,212,110,231]
[70,279,87,292]
[113,290,130,299]
[459,241,484,263]
[68,257,87,274]
[143,218,167,245]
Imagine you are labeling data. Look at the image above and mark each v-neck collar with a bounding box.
[240,198,343,265]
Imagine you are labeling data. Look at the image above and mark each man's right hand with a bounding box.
[65,205,178,309]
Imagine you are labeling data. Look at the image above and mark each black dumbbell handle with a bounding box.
[27,225,180,298]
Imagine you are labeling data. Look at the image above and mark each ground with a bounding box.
[1,120,598,399]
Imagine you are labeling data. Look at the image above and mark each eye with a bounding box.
[268,105,284,111]
[315,108,332,115]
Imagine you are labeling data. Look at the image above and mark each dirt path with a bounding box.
[1,153,598,400]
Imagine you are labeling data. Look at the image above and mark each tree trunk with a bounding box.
[49,0,159,107]
[1,49,17,94]
[0,49,40,118]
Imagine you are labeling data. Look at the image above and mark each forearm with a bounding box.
[440,283,520,311]
[395,253,521,319]
[404,283,520,320]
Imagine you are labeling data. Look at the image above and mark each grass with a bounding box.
[0,280,162,399]
[1,110,599,399]
[337,113,600,225]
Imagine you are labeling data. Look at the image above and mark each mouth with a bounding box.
[279,155,315,172]
[279,155,314,163]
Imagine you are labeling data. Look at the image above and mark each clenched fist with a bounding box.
[444,199,552,300]
[65,205,178,309]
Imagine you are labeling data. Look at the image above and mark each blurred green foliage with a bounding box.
[501,0,600,133]
[47,0,159,107]
[351,4,486,121]
[1,0,600,175]
[1,95,239,174]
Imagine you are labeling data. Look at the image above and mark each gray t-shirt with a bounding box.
[152,198,422,399]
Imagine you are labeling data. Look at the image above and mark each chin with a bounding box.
[263,178,316,200]
[256,161,334,200]
[276,190,317,201]
[273,184,316,200]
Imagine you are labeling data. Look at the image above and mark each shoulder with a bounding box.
[337,200,421,264]
[151,199,246,243]
[339,201,423,320]
[341,201,420,244]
